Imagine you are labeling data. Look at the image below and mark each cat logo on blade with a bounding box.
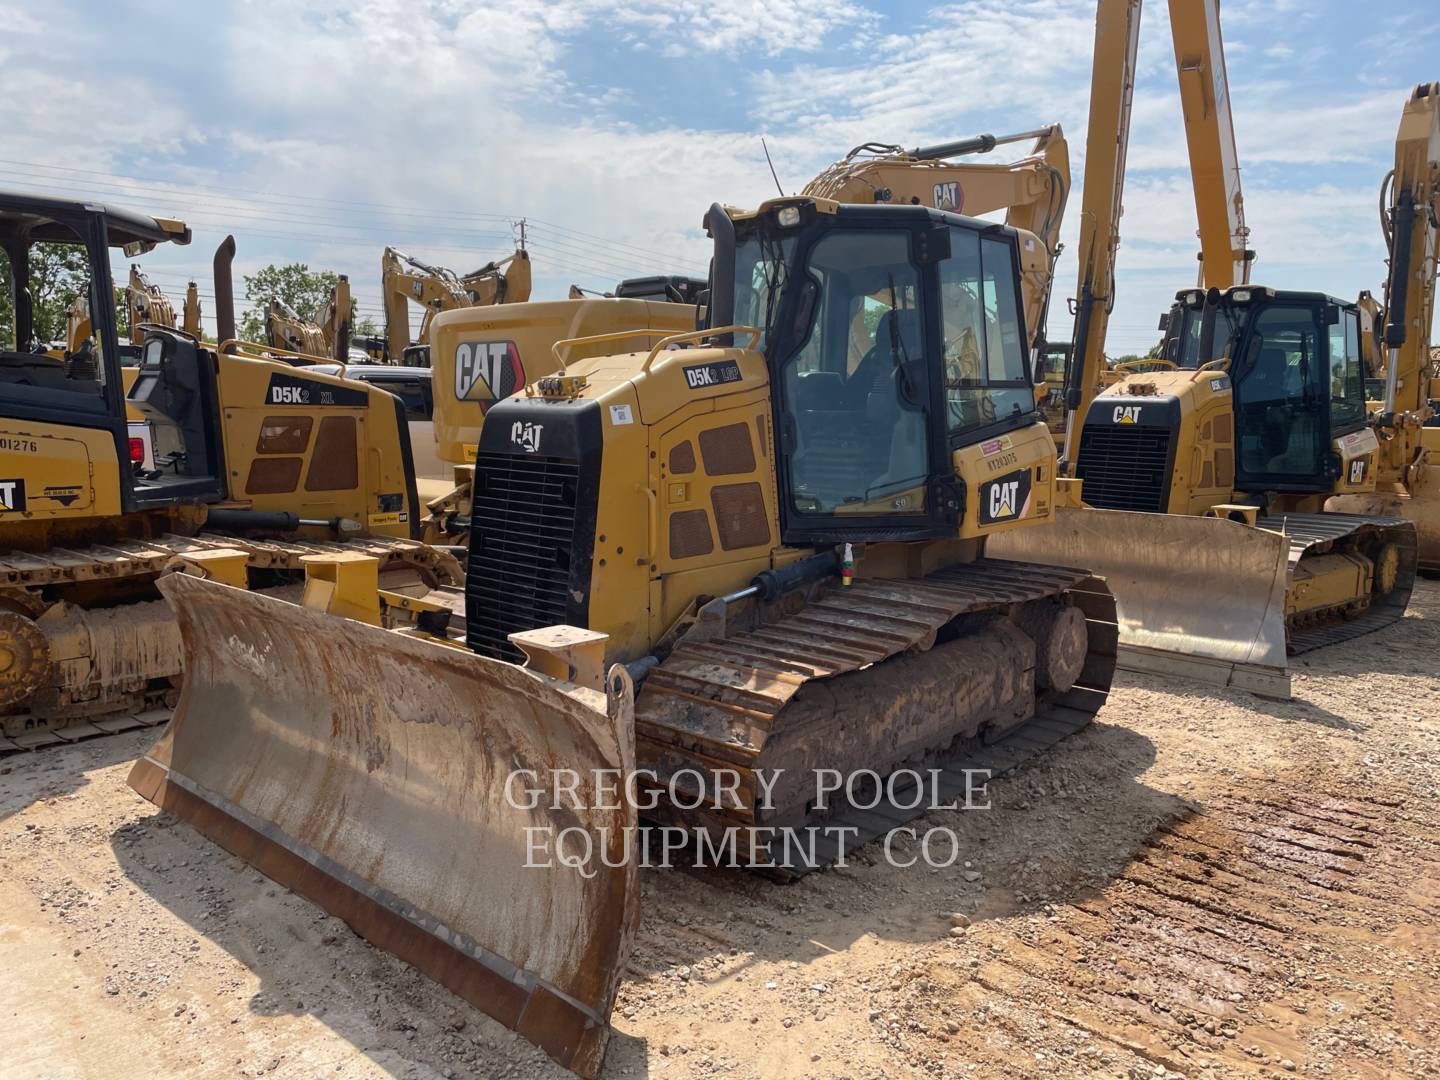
[933,181,962,212]
[511,420,543,453]
[683,360,742,390]
[1113,405,1143,425]
[264,373,368,409]
[455,340,524,408]
[979,469,1031,526]
[0,478,26,512]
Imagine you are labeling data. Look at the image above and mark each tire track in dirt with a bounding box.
[880,775,1440,1078]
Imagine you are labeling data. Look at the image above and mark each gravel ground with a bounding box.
[2,581,1437,1080]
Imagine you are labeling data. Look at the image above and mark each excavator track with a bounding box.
[0,532,461,751]
[634,558,1118,874]
[1276,513,1418,653]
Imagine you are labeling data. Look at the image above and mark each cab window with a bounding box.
[938,230,1034,436]
[1329,309,1366,431]
[1234,304,1327,482]
[779,230,929,516]
[0,234,109,407]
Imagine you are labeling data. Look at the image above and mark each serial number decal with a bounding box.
[0,437,39,453]
[683,360,742,389]
[984,450,1019,473]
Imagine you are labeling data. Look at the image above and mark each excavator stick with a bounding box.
[991,507,1417,698]
[128,573,639,1078]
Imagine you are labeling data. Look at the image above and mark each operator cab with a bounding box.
[719,198,1040,542]
[1162,286,1368,490]
[0,192,220,509]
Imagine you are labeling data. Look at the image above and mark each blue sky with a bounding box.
[3,0,1436,352]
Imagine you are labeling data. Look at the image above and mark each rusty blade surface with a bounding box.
[128,573,637,1078]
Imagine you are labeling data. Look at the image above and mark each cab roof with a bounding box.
[0,190,191,249]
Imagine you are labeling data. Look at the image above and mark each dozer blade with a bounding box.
[128,573,638,1078]
[988,507,1294,696]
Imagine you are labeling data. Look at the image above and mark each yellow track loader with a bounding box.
[993,5,1420,698]
[0,193,459,748]
[132,196,1119,1075]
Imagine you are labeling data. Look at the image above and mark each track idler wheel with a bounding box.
[0,612,51,709]
[1015,599,1088,693]
[1374,542,1400,595]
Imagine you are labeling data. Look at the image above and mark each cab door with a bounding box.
[1231,303,1329,492]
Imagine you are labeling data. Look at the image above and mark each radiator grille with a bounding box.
[466,451,585,662]
[1076,425,1174,513]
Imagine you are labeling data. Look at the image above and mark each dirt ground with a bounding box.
[2,582,1438,1080]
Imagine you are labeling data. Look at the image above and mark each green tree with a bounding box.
[0,242,93,349]
[239,263,362,343]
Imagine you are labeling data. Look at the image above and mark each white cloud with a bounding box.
[1,0,1429,355]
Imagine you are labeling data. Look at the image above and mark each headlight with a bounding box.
[1231,289,1252,303]
[776,206,801,228]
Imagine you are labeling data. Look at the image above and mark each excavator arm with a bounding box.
[383,246,531,362]
[803,126,1070,353]
[183,280,202,338]
[1060,0,1142,469]
[265,296,328,357]
[1379,82,1440,418]
[126,264,178,345]
[1169,0,1252,289]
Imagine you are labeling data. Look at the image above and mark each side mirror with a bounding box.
[1156,311,1171,332]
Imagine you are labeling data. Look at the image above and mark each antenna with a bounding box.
[762,138,785,197]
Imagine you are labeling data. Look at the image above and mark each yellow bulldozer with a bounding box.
[0,192,460,748]
[131,194,1120,1075]
[994,24,1430,698]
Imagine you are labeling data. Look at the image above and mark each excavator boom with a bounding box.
[1169,0,1252,289]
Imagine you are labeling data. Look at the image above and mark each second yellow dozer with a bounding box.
[131,197,1118,1075]
[993,286,1418,698]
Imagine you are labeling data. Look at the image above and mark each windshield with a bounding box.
[779,229,929,516]
[0,231,111,407]
[1172,303,1245,369]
